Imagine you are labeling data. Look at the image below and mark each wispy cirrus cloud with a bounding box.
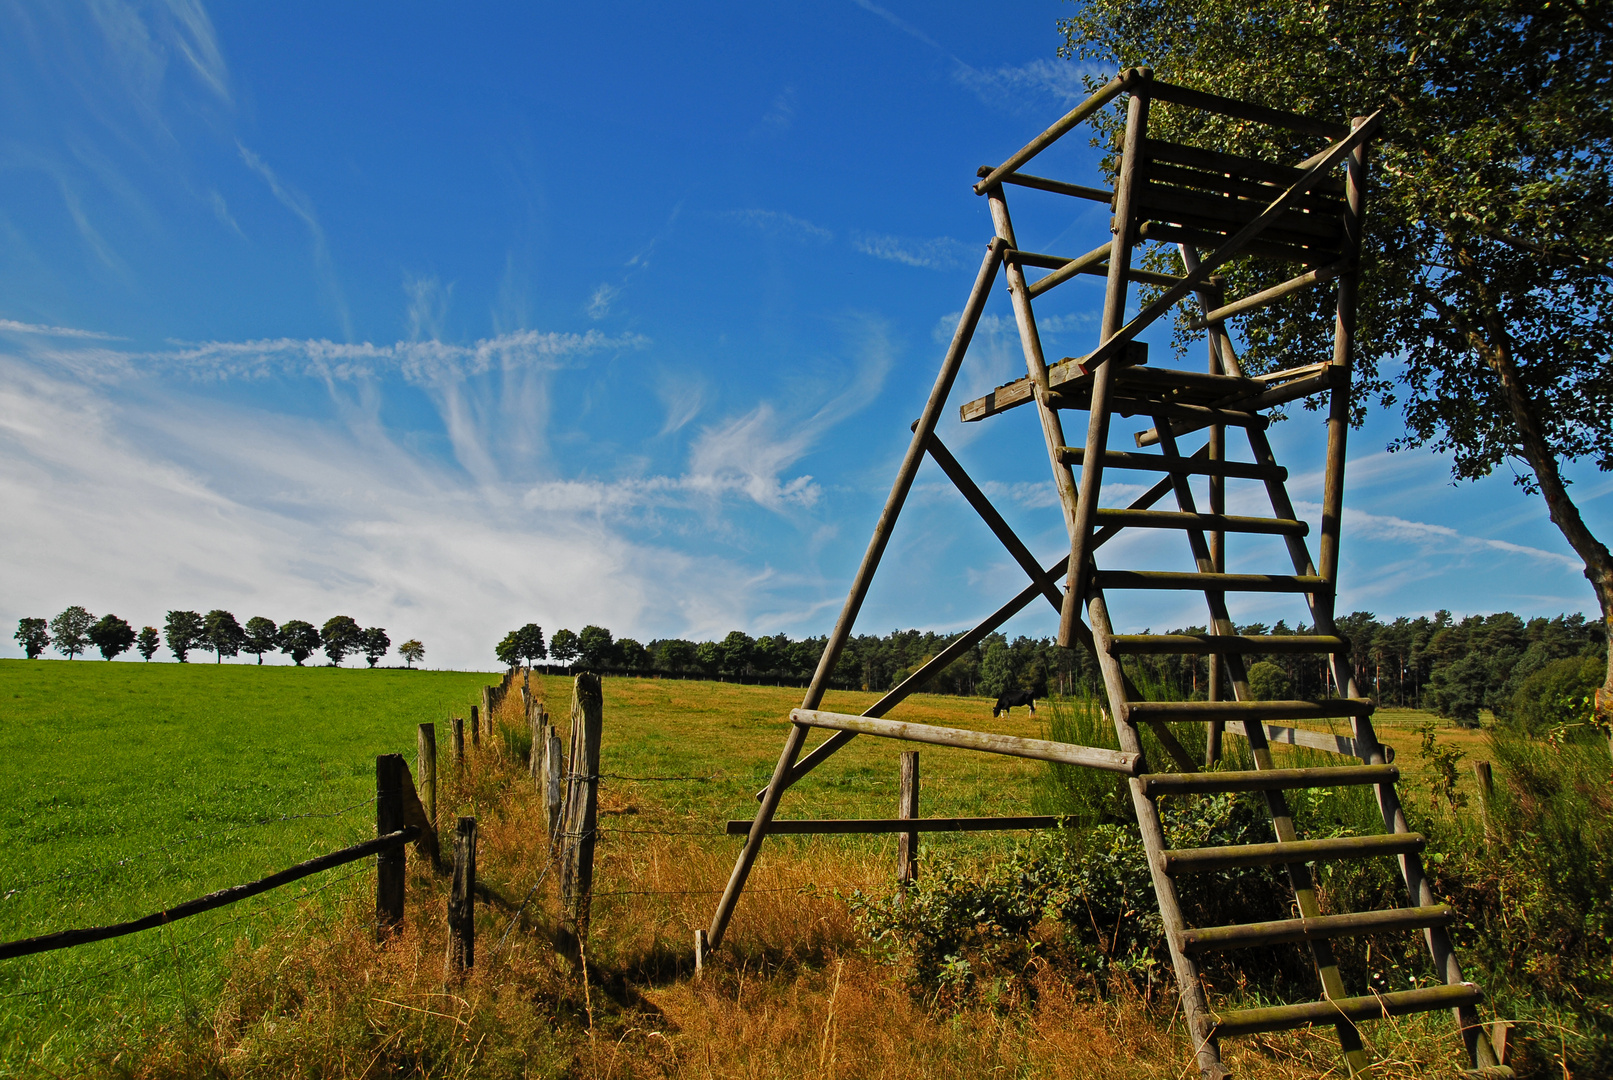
[719,208,834,244]
[237,141,351,338]
[852,232,973,270]
[0,318,123,341]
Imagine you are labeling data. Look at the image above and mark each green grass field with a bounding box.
[0,659,495,1073]
[1,660,1489,1077]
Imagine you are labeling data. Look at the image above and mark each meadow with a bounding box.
[0,661,1602,1078]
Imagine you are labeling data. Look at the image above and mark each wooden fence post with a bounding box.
[451,716,465,769]
[559,673,602,951]
[529,703,547,781]
[444,816,476,979]
[544,728,564,850]
[482,686,495,737]
[1473,760,1495,840]
[417,724,437,834]
[376,754,406,938]
[470,705,480,747]
[898,751,920,885]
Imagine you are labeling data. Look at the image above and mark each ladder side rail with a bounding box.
[1087,592,1228,1080]
[1059,80,1152,648]
[705,237,1006,952]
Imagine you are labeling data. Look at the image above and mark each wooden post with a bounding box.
[482,686,494,738]
[451,716,465,769]
[560,673,603,950]
[897,751,919,885]
[470,705,480,747]
[417,724,437,833]
[444,816,476,979]
[375,754,406,939]
[1473,761,1495,840]
[529,702,545,780]
[544,729,564,850]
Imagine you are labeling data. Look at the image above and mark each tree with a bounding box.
[399,639,425,668]
[164,610,204,662]
[50,606,94,659]
[550,628,580,667]
[361,626,390,668]
[14,618,49,659]
[321,616,363,666]
[655,638,696,672]
[1247,661,1294,702]
[88,614,136,660]
[495,631,522,668]
[717,630,755,677]
[203,609,245,663]
[278,620,320,666]
[577,625,616,670]
[616,637,649,671]
[980,637,1015,698]
[512,623,547,665]
[136,626,161,661]
[243,617,279,664]
[1059,0,1613,723]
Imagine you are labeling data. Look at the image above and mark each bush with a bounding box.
[1506,655,1601,737]
[1246,660,1292,701]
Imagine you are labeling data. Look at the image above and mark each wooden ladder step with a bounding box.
[1212,982,1484,1038]
[1181,904,1452,954]
[1138,764,1398,797]
[1126,698,1374,723]
[1094,570,1329,593]
[1058,447,1286,481]
[1092,509,1308,536]
[1161,832,1426,875]
[1110,634,1347,655]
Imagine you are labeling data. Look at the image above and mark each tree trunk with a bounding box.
[1436,255,1613,726]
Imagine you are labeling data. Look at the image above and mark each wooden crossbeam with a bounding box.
[790,709,1143,775]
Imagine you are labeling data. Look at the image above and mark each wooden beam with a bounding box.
[1190,263,1347,329]
[726,815,1067,836]
[791,709,1143,775]
[974,69,1143,194]
[1144,81,1348,138]
[976,166,1111,203]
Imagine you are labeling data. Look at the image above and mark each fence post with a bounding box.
[1473,760,1495,840]
[470,705,480,747]
[559,673,602,952]
[544,728,565,850]
[482,685,495,737]
[529,703,547,782]
[451,716,466,769]
[376,754,407,939]
[417,724,437,833]
[898,750,920,885]
[444,816,477,980]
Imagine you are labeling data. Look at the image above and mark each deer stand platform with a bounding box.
[703,69,1509,1080]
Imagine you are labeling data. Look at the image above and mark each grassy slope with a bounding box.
[1,661,1488,1077]
[0,659,491,1072]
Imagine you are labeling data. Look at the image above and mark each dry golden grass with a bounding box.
[100,675,1487,1079]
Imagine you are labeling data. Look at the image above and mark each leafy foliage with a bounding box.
[49,606,93,660]
[14,618,49,660]
[203,609,245,663]
[360,627,390,668]
[277,620,320,666]
[136,626,161,661]
[1246,660,1291,700]
[549,628,580,666]
[163,610,204,663]
[398,638,424,668]
[320,616,362,666]
[87,614,135,661]
[1508,655,1601,738]
[242,617,278,664]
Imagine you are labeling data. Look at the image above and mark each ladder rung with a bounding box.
[1093,509,1308,536]
[1110,634,1347,655]
[1138,764,1398,797]
[1095,571,1329,593]
[1162,832,1425,875]
[1058,447,1286,481]
[1126,698,1374,722]
[1180,905,1452,954]
[1212,983,1484,1038]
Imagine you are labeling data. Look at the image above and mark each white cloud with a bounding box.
[852,232,972,270]
[237,141,350,337]
[587,283,620,320]
[951,59,1101,113]
[719,209,833,244]
[0,319,122,341]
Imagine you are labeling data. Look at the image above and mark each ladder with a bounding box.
[706,69,1509,1079]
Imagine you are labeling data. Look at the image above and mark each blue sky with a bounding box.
[1,1,1605,669]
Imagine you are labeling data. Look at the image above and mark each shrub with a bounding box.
[1246,660,1292,700]
[1506,655,1601,737]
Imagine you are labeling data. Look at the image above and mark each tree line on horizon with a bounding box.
[14,607,425,669]
[498,609,1606,736]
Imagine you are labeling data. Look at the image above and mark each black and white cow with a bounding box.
[992,690,1037,718]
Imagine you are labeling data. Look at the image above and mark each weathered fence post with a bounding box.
[376,754,407,938]
[898,751,920,885]
[544,727,565,850]
[470,705,480,747]
[444,816,476,980]
[559,673,602,952]
[1473,760,1495,840]
[417,723,437,833]
[482,685,495,738]
[529,703,547,781]
[451,716,466,769]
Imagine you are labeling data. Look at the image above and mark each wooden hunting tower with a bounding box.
[704,70,1510,1079]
